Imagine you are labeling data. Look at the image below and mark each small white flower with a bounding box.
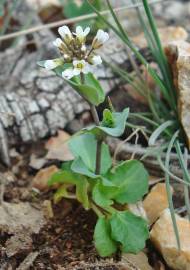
[53,38,63,48]
[91,55,102,66]
[58,25,73,44]
[62,60,91,80]
[44,59,63,70]
[92,29,109,49]
[62,68,74,80]
[73,60,91,75]
[75,26,90,43]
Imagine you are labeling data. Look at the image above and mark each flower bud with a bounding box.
[92,29,109,49]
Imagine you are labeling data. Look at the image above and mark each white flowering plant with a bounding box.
[38,25,149,257]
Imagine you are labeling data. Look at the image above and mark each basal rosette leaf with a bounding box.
[94,217,117,257]
[69,133,112,175]
[92,178,118,207]
[48,170,89,209]
[110,211,149,253]
[105,160,149,204]
[85,108,129,137]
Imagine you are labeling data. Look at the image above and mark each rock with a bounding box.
[122,252,153,270]
[0,202,45,234]
[150,209,190,270]
[32,165,59,192]
[127,201,147,220]
[29,154,47,170]
[42,200,54,219]
[45,130,74,161]
[164,2,186,21]
[16,251,39,270]
[165,41,190,149]
[5,232,33,257]
[143,183,173,225]
[132,26,188,49]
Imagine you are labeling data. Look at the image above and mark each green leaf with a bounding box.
[69,133,112,175]
[75,177,89,210]
[71,157,99,178]
[86,108,129,137]
[92,180,116,207]
[53,184,73,203]
[110,211,149,253]
[94,217,117,257]
[48,170,89,209]
[37,62,105,106]
[102,109,115,128]
[68,73,105,106]
[106,160,149,204]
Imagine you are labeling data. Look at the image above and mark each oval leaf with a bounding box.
[69,133,112,175]
[94,217,117,257]
[105,160,149,204]
[85,108,129,137]
[68,73,105,106]
[110,211,149,253]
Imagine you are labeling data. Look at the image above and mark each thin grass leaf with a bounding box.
[129,113,159,127]
[157,155,190,186]
[141,0,176,102]
[87,0,176,110]
[175,141,190,183]
[183,148,190,221]
[148,120,174,146]
[165,131,181,250]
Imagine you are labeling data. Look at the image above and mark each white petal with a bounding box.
[96,29,109,43]
[44,60,58,70]
[73,68,81,76]
[84,27,90,36]
[73,60,80,67]
[102,32,109,43]
[53,38,63,47]
[58,25,72,38]
[76,26,83,35]
[80,59,86,65]
[91,55,102,66]
[62,69,74,80]
[82,64,91,74]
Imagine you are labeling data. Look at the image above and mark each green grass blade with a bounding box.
[183,148,190,221]
[148,120,174,146]
[175,141,190,183]
[164,131,181,250]
[87,0,176,110]
[175,142,190,221]
[141,0,177,105]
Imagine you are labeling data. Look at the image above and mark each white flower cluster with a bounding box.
[44,25,109,80]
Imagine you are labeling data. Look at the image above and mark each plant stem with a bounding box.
[95,139,102,174]
[89,103,100,126]
[80,73,102,175]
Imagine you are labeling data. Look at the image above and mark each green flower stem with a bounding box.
[80,73,102,175]
[89,103,100,126]
[95,139,103,174]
